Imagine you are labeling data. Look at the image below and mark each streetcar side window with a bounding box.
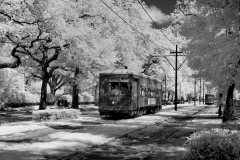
[140,86,144,96]
[152,89,155,96]
[144,88,148,96]
[156,89,159,96]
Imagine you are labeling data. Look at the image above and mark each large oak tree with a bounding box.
[171,0,239,122]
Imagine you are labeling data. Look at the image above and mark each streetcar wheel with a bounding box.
[154,106,160,113]
[134,111,138,117]
[138,110,143,116]
[143,108,147,115]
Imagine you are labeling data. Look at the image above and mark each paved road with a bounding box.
[0,103,217,160]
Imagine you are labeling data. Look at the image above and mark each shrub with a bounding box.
[23,92,40,103]
[6,92,40,103]
[81,92,94,102]
[27,81,42,94]
[59,94,72,102]
[78,94,83,102]
[33,109,81,122]
[184,128,240,160]
[221,121,240,130]
[46,93,56,103]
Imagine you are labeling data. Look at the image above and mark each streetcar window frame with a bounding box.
[144,88,147,96]
[100,80,108,95]
[140,86,144,96]
[156,89,159,96]
[107,78,130,95]
[151,89,155,96]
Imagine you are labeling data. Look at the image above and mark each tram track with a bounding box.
[46,105,209,160]
[156,105,207,145]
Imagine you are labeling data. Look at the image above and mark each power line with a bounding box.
[100,0,169,51]
[137,0,175,46]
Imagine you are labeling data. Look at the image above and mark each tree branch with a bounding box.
[49,66,60,76]
[31,73,42,79]
[0,46,22,69]
[55,75,70,91]
[0,10,39,26]
[46,43,70,65]
[178,3,197,17]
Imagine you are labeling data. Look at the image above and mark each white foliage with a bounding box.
[171,0,240,91]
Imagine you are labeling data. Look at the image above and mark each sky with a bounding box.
[141,0,177,28]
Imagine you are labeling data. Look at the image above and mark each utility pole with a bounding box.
[194,78,196,106]
[155,45,186,111]
[165,75,167,106]
[180,82,182,98]
[203,81,205,104]
[199,78,201,104]
[168,45,186,111]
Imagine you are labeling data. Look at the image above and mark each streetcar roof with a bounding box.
[100,68,140,75]
[100,69,161,82]
[205,93,215,96]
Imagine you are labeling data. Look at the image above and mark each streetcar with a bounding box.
[98,69,163,117]
[205,93,215,105]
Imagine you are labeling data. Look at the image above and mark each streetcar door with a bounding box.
[131,80,138,110]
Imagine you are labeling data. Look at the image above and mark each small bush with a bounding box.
[184,128,240,160]
[78,94,83,102]
[24,92,40,103]
[6,92,40,103]
[33,109,81,122]
[46,93,56,103]
[59,94,72,102]
[81,92,94,102]
[221,121,240,130]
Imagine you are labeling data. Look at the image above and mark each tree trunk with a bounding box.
[71,67,80,109]
[39,71,49,110]
[50,86,56,95]
[222,82,235,122]
[0,102,5,111]
[167,91,170,101]
[94,82,99,106]
[218,93,223,117]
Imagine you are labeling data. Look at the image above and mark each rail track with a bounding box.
[156,105,207,145]
[46,105,209,160]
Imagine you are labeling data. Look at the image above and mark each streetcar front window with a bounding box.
[109,79,130,95]
[120,82,130,94]
[100,81,108,94]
